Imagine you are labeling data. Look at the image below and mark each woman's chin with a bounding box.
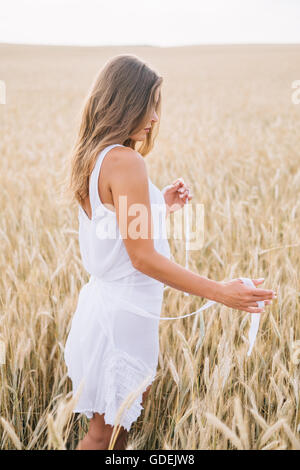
[129,131,148,142]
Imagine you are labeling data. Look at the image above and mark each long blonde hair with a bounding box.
[66,54,163,208]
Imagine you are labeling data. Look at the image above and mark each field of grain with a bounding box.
[0,43,300,450]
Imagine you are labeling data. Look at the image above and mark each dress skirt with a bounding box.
[64,271,164,431]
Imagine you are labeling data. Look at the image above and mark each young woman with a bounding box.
[64,54,275,450]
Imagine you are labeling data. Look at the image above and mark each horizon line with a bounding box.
[1,41,300,49]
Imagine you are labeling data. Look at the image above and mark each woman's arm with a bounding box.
[108,148,275,312]
[134,248,220,301]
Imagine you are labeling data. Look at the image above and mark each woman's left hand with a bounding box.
[161,177,193,216]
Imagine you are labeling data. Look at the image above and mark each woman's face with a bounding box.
[129,87,160,142]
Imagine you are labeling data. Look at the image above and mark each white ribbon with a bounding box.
[158,194,262,356]
[91,189,262,357]
[184,194,190,297]
[238,277,263,356]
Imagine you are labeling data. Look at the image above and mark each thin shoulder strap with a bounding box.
[89,144,124,218]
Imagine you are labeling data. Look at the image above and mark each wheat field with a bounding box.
[0,43,300,450]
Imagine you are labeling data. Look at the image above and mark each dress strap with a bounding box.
[89,144,124,218]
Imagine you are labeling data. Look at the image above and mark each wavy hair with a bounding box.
[65,54,163,208]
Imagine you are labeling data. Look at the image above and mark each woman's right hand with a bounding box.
[217,278,276,313]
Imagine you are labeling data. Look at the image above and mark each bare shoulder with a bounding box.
[109,146,145,167]
[108,146,147,179]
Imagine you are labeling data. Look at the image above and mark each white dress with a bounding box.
[64,143,171,431]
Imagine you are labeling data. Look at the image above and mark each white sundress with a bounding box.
[64,143,171,432]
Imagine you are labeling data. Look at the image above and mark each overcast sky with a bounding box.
[0,0,300,47]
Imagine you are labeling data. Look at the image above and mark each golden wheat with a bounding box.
[0,43,299,449]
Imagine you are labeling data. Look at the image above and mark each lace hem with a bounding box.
[71,347,158,432]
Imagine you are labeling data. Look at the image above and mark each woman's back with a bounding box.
[78,143,170,282]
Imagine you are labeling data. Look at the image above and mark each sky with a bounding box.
[0,0,300,47]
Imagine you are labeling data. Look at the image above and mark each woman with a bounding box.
[64,54,275,450]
